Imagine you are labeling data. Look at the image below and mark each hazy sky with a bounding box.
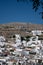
[0,0,43,24]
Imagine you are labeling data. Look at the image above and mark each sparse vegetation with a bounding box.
[0,23,42,41]
[21,36,25,41]
[13,35,15,38]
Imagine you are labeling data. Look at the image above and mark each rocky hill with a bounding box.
[0,22,43,41]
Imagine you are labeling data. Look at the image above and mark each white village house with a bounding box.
[32,30,43,36]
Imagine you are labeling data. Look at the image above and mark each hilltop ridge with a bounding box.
[0,22,43,41]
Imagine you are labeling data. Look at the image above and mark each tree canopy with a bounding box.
[17,0,43,19]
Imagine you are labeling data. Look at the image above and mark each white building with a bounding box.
[32,30,42,36]
[0,36,5,42]
[0,36,6,46]
[22,40,27,47]
[15,34,22,46]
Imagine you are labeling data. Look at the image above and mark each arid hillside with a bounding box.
[0,22,43,41]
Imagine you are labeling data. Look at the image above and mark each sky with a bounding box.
[0,0,43,24]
